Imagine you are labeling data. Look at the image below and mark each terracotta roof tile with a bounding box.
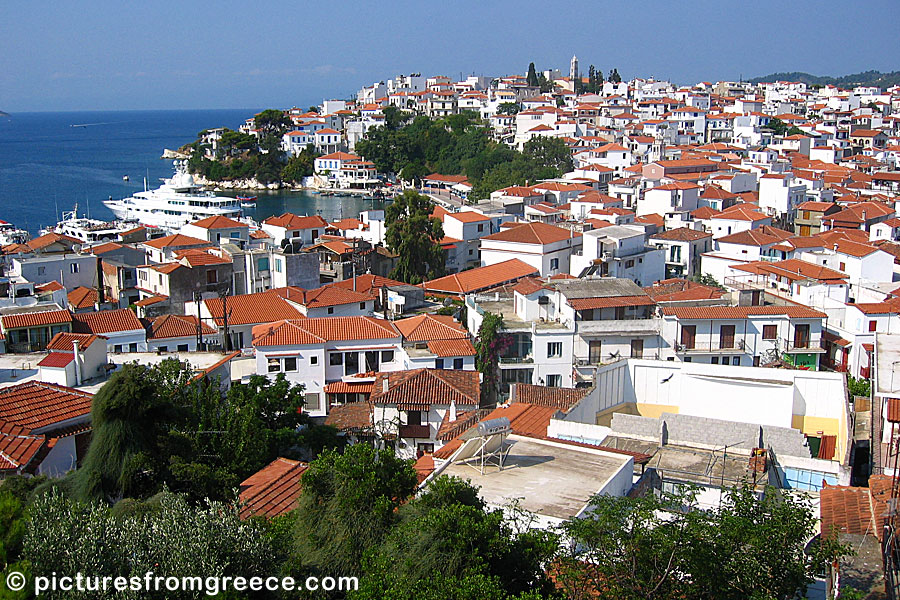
[204,291,302,326]
[423,259,538,295]
[252,316,399,347]
[324,402,373,431]
[427,338,475,357]
[262,213,329,230]
[272,285,374,309]
[238,457,308,519]
[0,381,93,431]
[370,369,480,410]
[394,314,467,342]
[326,274,406,295]
[436,410,479,441]
[512,383,589,411]
[46,332,104,351]
[67,286,98,310]
[483,222,580,245]
[142,234,212,250]
[73,308,143,334]
[651,227,712,242]
[1,309,72,330]
[662,305,826,319]
[145,314,216,339]
[188,215,248,229]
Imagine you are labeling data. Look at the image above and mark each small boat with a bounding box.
[236,195,257,201]
[122,175,129,181]
[237,195,257,208]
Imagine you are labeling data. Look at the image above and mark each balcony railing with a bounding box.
[398,424,431,439]
[674,338,747,353]
[578,319,660,336]
[782,336,825,353]
[499,355,534,365]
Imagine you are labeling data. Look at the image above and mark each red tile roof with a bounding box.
[1,309,72,330]
[46,332,105,351]
[262,213,329,230]
[423,259,538,295]
[483,222,580,245]
[252,316,400,347]
[326,274,406,295]
[324,402,374,431]
[67,286,98,310]
[512,383,589,411]
[238,457,308,519]
[188,215,248,230]
[370,369,480,410]
[394,314,467,342]
[204,291,303,326]
[35,281,65,293]
[38,352,75,368]
[427,338,476,357]
[643,279,726,302]
[272,285,373,309]
[662,305,826,319]
[143,234,212,249]
[731,258,848,283]
[0,381,93,431]
[650,227,711,242]
[145,314,217,339]
[73,308,143,334]
[0,421,46,471]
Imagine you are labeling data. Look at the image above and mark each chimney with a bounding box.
[72,340,82,386]
[382,376,389,394]
[833,244,838,252]
[449,398,457,422]
[862,210,867,221]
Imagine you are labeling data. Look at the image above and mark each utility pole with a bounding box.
[194,291,204,350]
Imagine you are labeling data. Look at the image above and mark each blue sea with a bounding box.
[0,110,382,235]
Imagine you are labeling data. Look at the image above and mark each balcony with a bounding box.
[399,424,431,439]
[782,336,825,353]
[674,338,747,353]
[499,355,534,365]
[578,319,661,336]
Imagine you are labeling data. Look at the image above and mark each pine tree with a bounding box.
[526,62,539,87]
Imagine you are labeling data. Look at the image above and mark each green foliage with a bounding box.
[557,484,852,600]
[584,64,604,94]
[22,490,276,599]
[748,69,900,88]
[526,62,539,88]
[608,68,622,84]
[384,190,446,284]
[689,273,722,288]
[475,312,508,406]
[766,117,789,136]
[354,112,573,200]
[848,375,871,398]
[497,102,521,115]
[293,444,417,578]
[0,492,25,571]
[254,108,291,155]
[522,136,574,174]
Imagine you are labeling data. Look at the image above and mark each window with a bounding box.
[310,229,319,239]
[38,266,46,276]
[329,352,343,366]
[206,269,217,284]
[344,352,359,375]
[546,374,562,387]
[453,358,464,370]
[550,258,559,271]
[275,259,282,273]
[762,325,777,340]
[359,302,366,310]
[327,306,334,314]
[547,342,563,358]
[839,262,846,271]
[381,350,394,363]
[304,393,321,411]
[711,356,719,364]
[70,263,79,274]
[406,410,422,426]
[309,355,318,365]
[625,259,635,268]
[129,343,137,352]
[258,257,270,271]
[158,345,168,352]
[283,357,298,372]
[435,359,444,369]
[177,344,188,352]
[869,320,878,332]
[268,358,281,373]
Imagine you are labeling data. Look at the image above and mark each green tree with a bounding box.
[497,102,521,115]
[848,375,871,398]
[293,444,417,578]
[384,190,446,284]
[475,313,509,407]
[22,490,277,600]
[356,477,558,599]
[68,363,177,503]
[523,136,574,173]
[254,109,291,155]
[766,117,789,136]
[526,62,539,87]
[608,68,622,84]
[281,145,320,183]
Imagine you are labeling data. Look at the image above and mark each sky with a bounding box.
[2,0,898,112]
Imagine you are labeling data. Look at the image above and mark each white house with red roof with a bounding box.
[180,215,250,248]
[708,205,773,238]
[37,332,108,387]
[0,381,93,477]
[188,289,304,350]
[480,222,582,277]
[251,316,404,417]
[638,182,700,217]
[271,285,375,319]
[261,213,329,247]
[141,233,212,264]
[143,314,220,353]
[72,307,147,353]
[797,239,895,287]
[393,314,476,371]
[758,173,807,222]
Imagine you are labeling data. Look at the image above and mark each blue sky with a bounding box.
[2,0,897,112]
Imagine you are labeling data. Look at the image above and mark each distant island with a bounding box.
[749,69,900,88]
[0,110,9,118]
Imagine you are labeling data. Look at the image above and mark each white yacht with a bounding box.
[103,160,242,233]
[0,219,29,246]
[41,205,141,244]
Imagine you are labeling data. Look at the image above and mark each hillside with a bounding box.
[748,69,900,89]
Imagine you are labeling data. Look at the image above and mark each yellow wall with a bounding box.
[635,403,681,420]
[791,414,845,460]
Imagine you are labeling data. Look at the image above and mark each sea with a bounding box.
[0,109,383,235]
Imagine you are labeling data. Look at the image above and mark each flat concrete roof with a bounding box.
[441,435,631,520]
[875,333,900,396]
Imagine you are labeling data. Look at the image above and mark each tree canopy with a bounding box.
[384,190,446,284]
